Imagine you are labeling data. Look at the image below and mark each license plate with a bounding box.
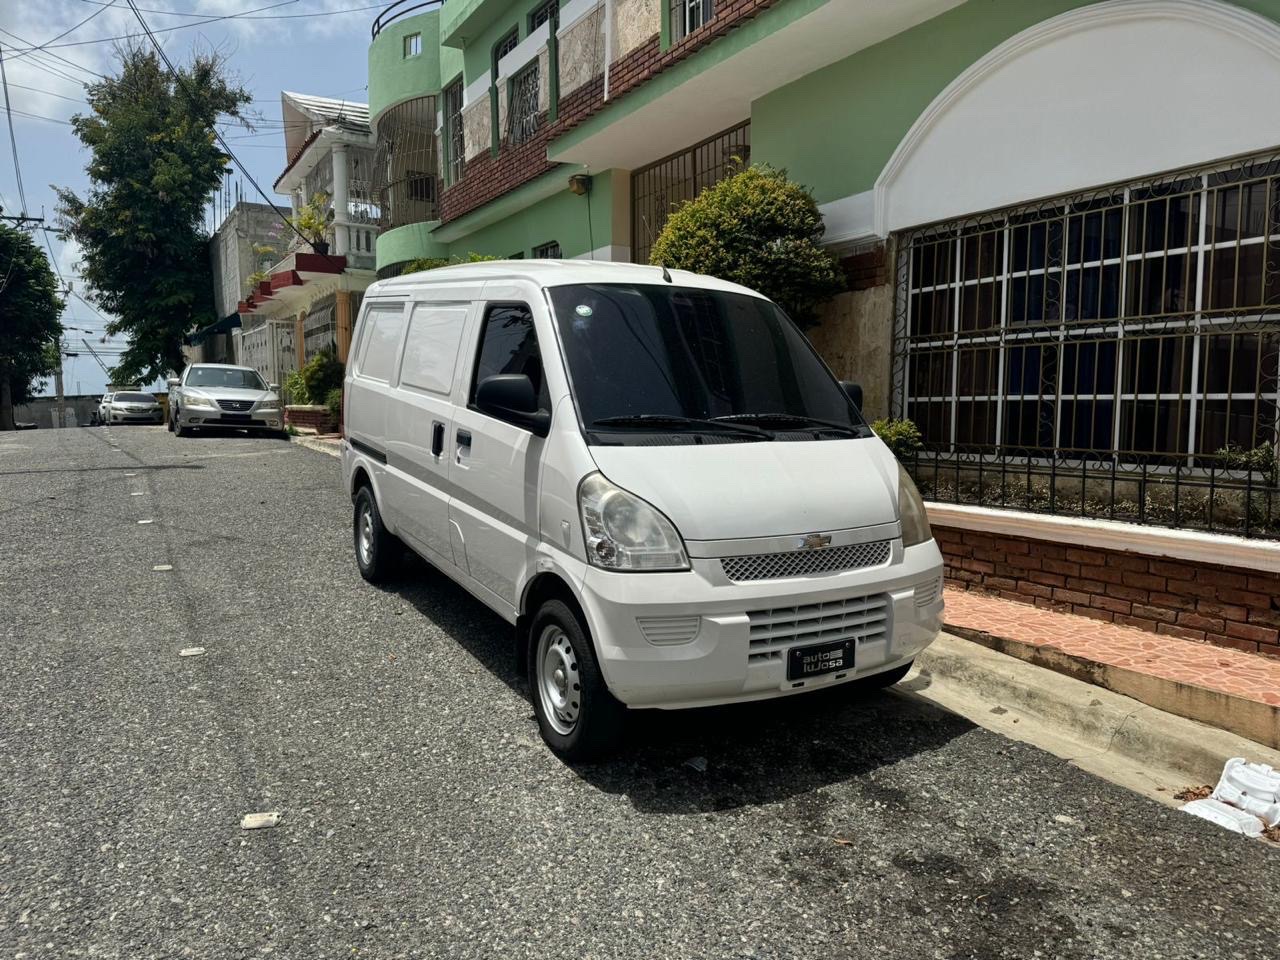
[221,413,251,423]
[787,638,852,681]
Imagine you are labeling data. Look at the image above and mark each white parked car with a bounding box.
[341,261,943,760]
[103,391,164,425]
[167,363,284,437]
[96,392,114,425]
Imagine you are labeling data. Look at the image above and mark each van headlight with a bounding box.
[578,473,690,571]
[898,463,932,547]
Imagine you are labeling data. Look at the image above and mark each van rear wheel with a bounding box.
[529,599,624,762]
[353,486,398,584]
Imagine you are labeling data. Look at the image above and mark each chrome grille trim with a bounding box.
[721,539,891,582]
[746,594,889,663]
[216,399,254,412]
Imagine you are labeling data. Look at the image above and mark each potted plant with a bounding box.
[290,192,332,256]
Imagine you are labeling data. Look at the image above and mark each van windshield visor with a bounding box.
[186,368,265,390]
[548,283,870,442]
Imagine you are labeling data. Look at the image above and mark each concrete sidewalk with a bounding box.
[944,589,1280,750]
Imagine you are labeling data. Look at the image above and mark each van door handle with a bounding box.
[431,421,445,457]
[456,429,472,449]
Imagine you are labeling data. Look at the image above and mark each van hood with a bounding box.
[588,436,901,542]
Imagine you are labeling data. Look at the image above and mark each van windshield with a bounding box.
[548,283,871,444]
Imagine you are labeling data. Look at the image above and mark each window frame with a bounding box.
[467,300,550,431]
[528,0,559,32]
[402,32,422,58]
[532,241,562,259]
[442,76,465,185]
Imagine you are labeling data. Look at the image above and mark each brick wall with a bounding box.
[285,405,338,434]
[840,244,888,291]
[440,0,783,225]
[936,524,1280,658]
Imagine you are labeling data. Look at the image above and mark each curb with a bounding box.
[292,435,341,459]
[910,633,1280,797]
[945,620,1280,751]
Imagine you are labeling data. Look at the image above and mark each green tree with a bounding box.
[55,47,251,384]
[0,225,65,430]
[649,164,844,326]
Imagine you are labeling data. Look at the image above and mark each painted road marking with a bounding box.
[152,564,173,571]
[241,812,280,830]
[179,647,206,657]
[137,520,154,525]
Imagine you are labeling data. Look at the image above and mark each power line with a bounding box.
[7,0,117,63]
[123,0,313,252]
[1,105,74,125]
[76,0,388,21]
[0,45,29,215]
[0,28,107,79]
[6,82,88,104]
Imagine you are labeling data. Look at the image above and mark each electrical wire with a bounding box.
[5,82,88,105]
[0,28,107,79]
[1,105,74,125]
[76,0,389,20]
[0,45,30,215]
[7,0,117,63]
[122,0,312,250]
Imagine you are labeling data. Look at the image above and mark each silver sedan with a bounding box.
[104,391,164,425]
[167,363,285,438]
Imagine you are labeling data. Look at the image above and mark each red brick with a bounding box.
[1027,571,1067,589]
[1065,547,1106,565]
[1122,571,1167,592]
[1066,577,1107,595]
[1000,554,1042,571]
[943,578,968,591]
[1224,621,1280,645]
[1034,597,1072,613]
[1219,588,1273,608]
[1194,599,1249,622]
[1115,614,1159,632]
[1249,610,1280,629]
[1112,554,1150,572]
[1132,603,1178,624]
[1147,591,1196,611]
[1157,622,1206,642]
[1091,594,1132,615]
[1017,581,1054,600]
[1211,635,1260,654]
[1052,588,1091,606]
[1001,539,1031,555]
[1176,611,1225,632]
[1042,558,1080,577]
[960,558,996,575]
[1259,642,1280,660]
[1247,574,1280,594]
[1078,563,1124,584]
[1071,604,1114,623]
[1106,582,1149,603]
[1148,559,1198,580]
[1200,569,1248,589]
[986,576,1017,591]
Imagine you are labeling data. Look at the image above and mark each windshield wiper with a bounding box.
[591,414,772,440]
[710,413,865,436]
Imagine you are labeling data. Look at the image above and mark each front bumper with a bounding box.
[111,410,163,423]
[180,408,281,429]
[579,539,944,709]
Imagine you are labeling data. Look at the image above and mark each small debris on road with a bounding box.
[989,706,1008,715]
[1175,785,1212,802]
[831,837,855,846]
[152,564,173,571]
[241,812,280,830]
[179,647,205,658]
[683,756,708,772]
[1053,814,1081,827]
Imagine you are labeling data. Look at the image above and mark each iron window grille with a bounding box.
[892,148,1280,539]
[493,28,519,78]
[529,0,558,31]
[630,120,749,264]
[443,80,464,184]
[508,62,541,146]
[670,0,713,42]
[532,241,561,259]
[373,96,439,228]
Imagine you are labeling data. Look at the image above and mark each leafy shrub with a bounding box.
[300,346,343,407]
[871,418,923,462]
[283,369,309,405]
[649,164,844,327]
[1216,442,1278,485]
[400,251,500,276]
[325,387,343,422]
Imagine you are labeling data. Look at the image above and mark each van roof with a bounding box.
[365,259,770,301]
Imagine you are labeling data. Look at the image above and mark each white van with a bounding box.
[341,261,943,759]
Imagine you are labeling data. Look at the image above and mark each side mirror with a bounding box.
[475,374,550,437]
[268,383,280,393]
[167,377,180,388]
[840,380,864,410]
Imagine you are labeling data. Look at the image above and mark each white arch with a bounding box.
[874,0,1280,234]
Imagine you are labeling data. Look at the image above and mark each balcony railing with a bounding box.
[371,0,445,40]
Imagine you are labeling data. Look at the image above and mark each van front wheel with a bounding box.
[530,600,623,762]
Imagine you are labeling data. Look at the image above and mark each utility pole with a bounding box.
[54,346,66,428]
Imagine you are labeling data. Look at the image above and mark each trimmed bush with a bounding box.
[283,369,309,405]
[871,418,923,462]
[649,164,844,326]
[325,387,343,422]
[300,346,343,407]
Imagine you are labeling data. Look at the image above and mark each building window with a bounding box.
[532,241,561,259]
[374,97,439,229]
[408,171,434,203]
[443,80,464,184]
[403,33,421,58]
[529,0,558,31]
[631,121,749,265]
[493,28,519,78]
[670,0,713,42]
[508,62,540,146]
[893,151,1280,535]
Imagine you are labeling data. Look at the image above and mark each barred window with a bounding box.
[532,241,561,259]
[508,61,540,146]
[671,0,712,42]
[631,121,749,264]
[443,80,464,184]
[529,0,558,31]
[894,153,1280,463]
[493,28,518,78]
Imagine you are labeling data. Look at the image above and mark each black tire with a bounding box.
[528,599,625,762]
[173,408,189,437]
[353,485,399,584]
[166,410,174,432]
[857,661,913,691]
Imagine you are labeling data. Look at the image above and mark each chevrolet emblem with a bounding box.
[799,533,832,550]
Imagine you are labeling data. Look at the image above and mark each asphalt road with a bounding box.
[2,425,1277,960]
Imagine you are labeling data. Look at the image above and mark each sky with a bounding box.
[0,0,379,396]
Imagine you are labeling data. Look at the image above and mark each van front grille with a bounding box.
[746,594,889,663]
[721,540,891,582]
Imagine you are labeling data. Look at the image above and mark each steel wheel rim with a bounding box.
[358,504,374,566]
[536,625,581,736]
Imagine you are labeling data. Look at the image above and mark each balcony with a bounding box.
[371,0,445,40]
